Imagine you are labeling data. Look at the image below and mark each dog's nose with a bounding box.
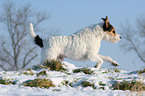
[120,36,121,39]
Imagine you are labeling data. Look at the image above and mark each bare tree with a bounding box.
[0,2,49,71]
[119,14,145,64]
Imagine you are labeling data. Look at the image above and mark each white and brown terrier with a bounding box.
[30,16,121,68]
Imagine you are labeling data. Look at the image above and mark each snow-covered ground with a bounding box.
[0,61,145,96]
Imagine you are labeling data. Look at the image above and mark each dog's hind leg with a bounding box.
[98,55,119,66]
[57,54,65,61]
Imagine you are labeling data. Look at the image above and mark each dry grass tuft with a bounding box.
[43,60,67,71]
[113,80,145,91]
[23,78,55,88]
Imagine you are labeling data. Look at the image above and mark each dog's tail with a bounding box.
[30,23,44,48]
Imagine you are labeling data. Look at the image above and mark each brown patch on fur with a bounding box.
[106,27,117,37]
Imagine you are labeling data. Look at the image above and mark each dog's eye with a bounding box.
[113,30,115,34]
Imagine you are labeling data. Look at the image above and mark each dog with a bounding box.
[30,16,121,68]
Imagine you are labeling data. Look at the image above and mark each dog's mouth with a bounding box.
[112,35,121,43]
[106,34,121,43]
[112,38,120,43]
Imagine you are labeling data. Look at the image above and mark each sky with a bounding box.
[0,0,145,71]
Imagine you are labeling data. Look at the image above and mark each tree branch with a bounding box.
[2,42,13,59]
[0,57,13,66]
[22,47,37,69]
[0,2,49,71]
[22,54,38,69]
[0,65,7,71]
[33,12,49,28]
[129,39,145,63]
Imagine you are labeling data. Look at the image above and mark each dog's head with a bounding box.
[101,16,121,43]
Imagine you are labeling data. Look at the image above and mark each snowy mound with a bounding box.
[0,61,145,96]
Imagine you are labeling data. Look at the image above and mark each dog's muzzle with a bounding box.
[113,34,121,43]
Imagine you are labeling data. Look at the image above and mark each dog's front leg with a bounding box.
[98,55,119,66]
[88,54,104,69]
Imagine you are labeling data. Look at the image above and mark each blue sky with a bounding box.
[0,0,145,71]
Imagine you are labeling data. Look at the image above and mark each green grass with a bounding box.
[99,81,106,86]
[23,72,34,75]
[32,64,43,70]
[0,79,15,85]
[61,80,70,87]
[98,81,106,90]
[61,80,96,89]
[81,81,96,89]
[113,68,120,73]
[102,68,120,74]
[73,68,94,74]
[37,70,47,76]
[138,68,145,74]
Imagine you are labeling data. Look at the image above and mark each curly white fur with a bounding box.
[30,21,121,68]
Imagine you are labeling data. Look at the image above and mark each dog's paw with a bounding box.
[111,61,119,67]
[94,64,101,69]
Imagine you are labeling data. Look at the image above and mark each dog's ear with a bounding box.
[101,16,109,28]
[101,16,109,22]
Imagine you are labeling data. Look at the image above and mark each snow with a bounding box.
[0,61,145,96]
